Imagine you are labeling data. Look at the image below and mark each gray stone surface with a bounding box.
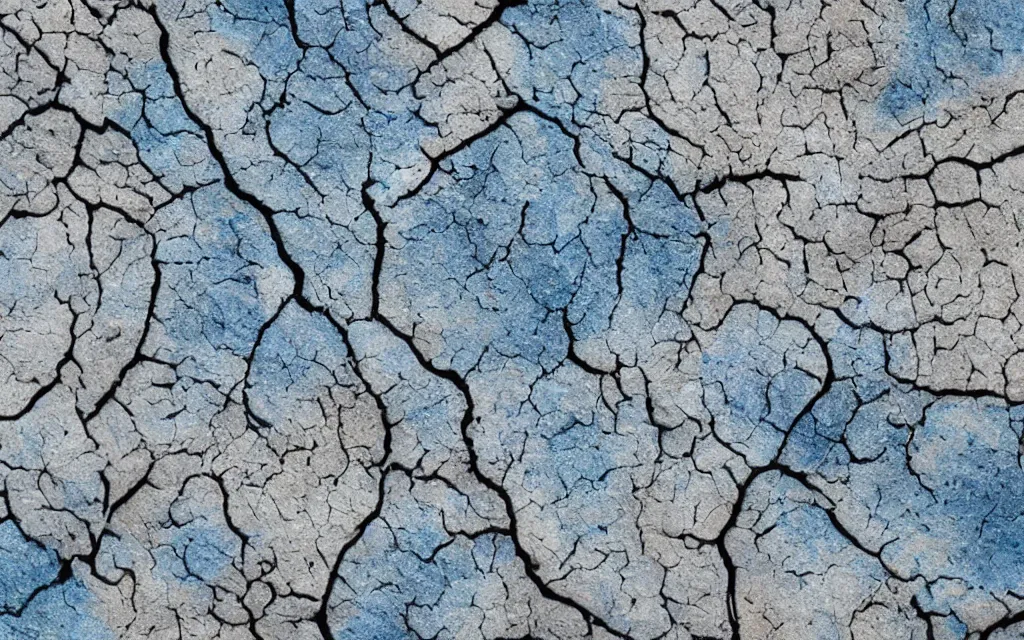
[3,0,1024,638]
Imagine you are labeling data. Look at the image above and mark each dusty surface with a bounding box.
[3,0,1024,638]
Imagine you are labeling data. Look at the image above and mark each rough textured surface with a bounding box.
[3,0,1024,638]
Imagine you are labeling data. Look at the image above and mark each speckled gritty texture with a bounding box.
[3,0,1024,638]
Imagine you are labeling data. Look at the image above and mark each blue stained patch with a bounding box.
[0,571,113,640]
[881,0,1024,117]
[0,521,60,615]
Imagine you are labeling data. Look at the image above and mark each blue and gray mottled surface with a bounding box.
[3,0,1024,638]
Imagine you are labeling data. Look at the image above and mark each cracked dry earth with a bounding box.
[11,1,1024,640]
